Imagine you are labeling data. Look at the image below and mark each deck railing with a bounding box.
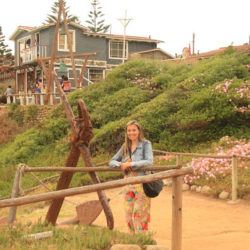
[22,45,48,64]
[7,91,58,105]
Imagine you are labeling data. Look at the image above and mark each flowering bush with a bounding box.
[212,79,250,113]
[184,137,249,184]
[159,137,249,186]
[126,72,158,91]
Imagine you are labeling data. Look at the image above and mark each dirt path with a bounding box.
[17,186,250,250]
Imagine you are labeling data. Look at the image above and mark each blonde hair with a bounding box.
[122,120,145,157]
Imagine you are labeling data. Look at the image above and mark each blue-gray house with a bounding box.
[9,22,165,102]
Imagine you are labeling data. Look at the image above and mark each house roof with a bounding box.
[9,26,34,40]
[9,22,90,40]
[10,21,162,44]
[130,48,174,58]
[85,32,163,43]
[190,44,250,59]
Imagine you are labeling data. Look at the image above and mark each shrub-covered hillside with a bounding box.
[0,47,249,169]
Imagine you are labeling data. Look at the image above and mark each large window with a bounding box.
[89,69,104,83]
[58,29,75,52]
[109,40,128,59]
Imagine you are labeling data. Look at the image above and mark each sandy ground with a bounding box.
[6,186,250,250]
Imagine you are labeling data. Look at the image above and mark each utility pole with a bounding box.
[118,10,133,63]
[192,33,195,55]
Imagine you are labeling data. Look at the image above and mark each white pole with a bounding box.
[118,10,132,64]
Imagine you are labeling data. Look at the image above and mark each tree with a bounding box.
[86,0,110,33]
[44,0,80,24]
[0,26,12,60]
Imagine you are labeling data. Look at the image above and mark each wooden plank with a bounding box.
[0,168,193,208]
[8,164,23,224]
[153,150,232,159]
[171,176,183,250]
[61,2,78,88]
[78,55,89,87]
[45,143,80,225]
[23,165,180,173]
[44,0,62,104]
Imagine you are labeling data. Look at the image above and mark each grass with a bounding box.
[0,221,156,250]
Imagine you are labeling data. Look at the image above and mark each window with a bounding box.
[89,69,104,83]
[58,29,75,52]
[109,40,128,59]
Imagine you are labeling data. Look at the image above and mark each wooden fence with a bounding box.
[6,92,57,105]
[0,162,192,250]
[1,151,249,249]
[153,150,250,203]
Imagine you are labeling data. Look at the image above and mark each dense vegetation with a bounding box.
[0,47,249,197]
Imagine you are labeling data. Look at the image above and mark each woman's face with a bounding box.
[126,124,140,142]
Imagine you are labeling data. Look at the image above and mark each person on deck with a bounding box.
[5,85,13,103]
[109,120,153,233]
[62,76,71,93]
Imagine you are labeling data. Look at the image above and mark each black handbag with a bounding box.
[128,146,163,198]
[143,172,164,198]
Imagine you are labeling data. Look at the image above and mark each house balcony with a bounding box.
[21,45,48,64]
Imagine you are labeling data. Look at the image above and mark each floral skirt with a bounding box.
[123,179,151,233]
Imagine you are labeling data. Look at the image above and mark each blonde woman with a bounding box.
[109,120,153,233]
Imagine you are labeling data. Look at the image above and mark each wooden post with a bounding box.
[78,55,89,87]
[61,4,78,88]
[8,164,24,225]
[44,1,62,104]
[24,68,27,105]
[176,155,182,167]
[228,156,239,204]
[171,175,183,250]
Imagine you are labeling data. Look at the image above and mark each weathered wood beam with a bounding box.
[61,1,78,88]
[23,165,181,173]
[36,52,96,62]
[78,55,89,87]
[45,0,62,104]
[0,168,193,208]
[153,150,233,159]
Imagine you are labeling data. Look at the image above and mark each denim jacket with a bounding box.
[109,140,153,176]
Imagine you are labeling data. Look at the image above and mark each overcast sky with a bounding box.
[1,0,250,56]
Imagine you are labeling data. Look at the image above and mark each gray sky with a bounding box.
[1,0,250,56]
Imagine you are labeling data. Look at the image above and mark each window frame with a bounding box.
[88,68,104,83]
[109,40,128,60]
[58,29,75,52]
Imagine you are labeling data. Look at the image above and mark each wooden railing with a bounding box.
[0,163,192,250]
[153,150,250,203]
[7,92,58,105]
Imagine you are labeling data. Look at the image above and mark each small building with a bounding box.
[129,48,174,60]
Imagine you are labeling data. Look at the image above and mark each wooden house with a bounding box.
[9,22,163,103]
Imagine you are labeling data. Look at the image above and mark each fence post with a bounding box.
[8,164,24,225]
[171,154,183,250]
[171,175,183,250]
[229,155,239,204]
[7,96,11,104]
[176,155,182,167]
[40,93,44,105]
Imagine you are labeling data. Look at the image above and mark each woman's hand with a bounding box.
[120,162,132,172]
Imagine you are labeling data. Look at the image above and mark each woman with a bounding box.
[109,120,153,233]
